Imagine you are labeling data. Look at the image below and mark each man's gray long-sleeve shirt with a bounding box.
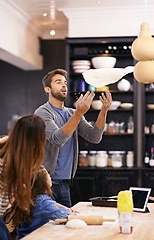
[34,102,104,178]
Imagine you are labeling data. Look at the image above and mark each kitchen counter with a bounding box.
[22,202,154,240]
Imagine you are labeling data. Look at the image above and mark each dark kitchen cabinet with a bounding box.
[142,85,154,166]
[99,168,138,197]
[65,36,137,164]
[142,169,154,195]
[71,167,138,206]
[66,37,154,204]
[141,85,154,191]
[71,168,100,205]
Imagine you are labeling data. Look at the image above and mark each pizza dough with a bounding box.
[82,66,134,88]
[66,219,87,229]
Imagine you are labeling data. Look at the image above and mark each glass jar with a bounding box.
[119,122,125,134]
[96,151,108,167]
[151,124,154,134]
[115,122,120,134]
[108,121,116,134]
[108,151,114,167]
[144,126,150,134]
[119,151,126,166]
[79,150,88,167]
[87,150,97,167]
[126,151,134,168]
[111,151,123,168]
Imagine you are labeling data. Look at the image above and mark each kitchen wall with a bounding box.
[61,5,154,37]
[0,40,66,135]
[0,0,43,70]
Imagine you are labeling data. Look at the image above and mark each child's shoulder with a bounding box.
[34,194,57,212]
[36,194,55,205]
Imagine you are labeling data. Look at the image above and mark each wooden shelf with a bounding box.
[104,133,133,136]
[145,90,154,93]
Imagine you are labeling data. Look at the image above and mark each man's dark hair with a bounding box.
[42,69,67,88]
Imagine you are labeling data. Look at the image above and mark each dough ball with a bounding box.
[66,219,87,229]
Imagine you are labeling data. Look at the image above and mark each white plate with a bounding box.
[120,103,133,109]
[109,101,121,110]
[147,104,154,109]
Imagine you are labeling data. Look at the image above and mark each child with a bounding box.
[4,165,73,239]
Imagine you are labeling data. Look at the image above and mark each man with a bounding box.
[34,69,112,207]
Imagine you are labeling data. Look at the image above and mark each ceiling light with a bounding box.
[50,29,56,36]
[43,13,48,17]
[96,0,102,4]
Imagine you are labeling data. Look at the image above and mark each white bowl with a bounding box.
[117,79,131,91]
[72,60,91,73]
[109,101,121,110]
[91,56,116,69]
[91,100,102,110]
[147,104,154,109]
[120,103,133,109]
[72,60,91,66]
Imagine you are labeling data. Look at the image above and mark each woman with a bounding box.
[0,115,46,218]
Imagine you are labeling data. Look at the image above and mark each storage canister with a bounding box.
[119,122,125,134]
[108,151,115,167]
[96,151,108,167]
[87,150,97,167]
[119,151,126,167]
[79,150,88,167]
[111,151,123,168]
[126,151,134,168]
[151,124,154,134]
[108,121,116,134]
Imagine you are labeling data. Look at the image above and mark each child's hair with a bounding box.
[31,165,52,201]
[4,165,52,227]
[0,115,46,215]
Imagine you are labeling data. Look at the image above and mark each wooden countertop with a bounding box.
[22,202,154,240]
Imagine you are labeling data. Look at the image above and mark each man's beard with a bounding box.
[51,90,67,102]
